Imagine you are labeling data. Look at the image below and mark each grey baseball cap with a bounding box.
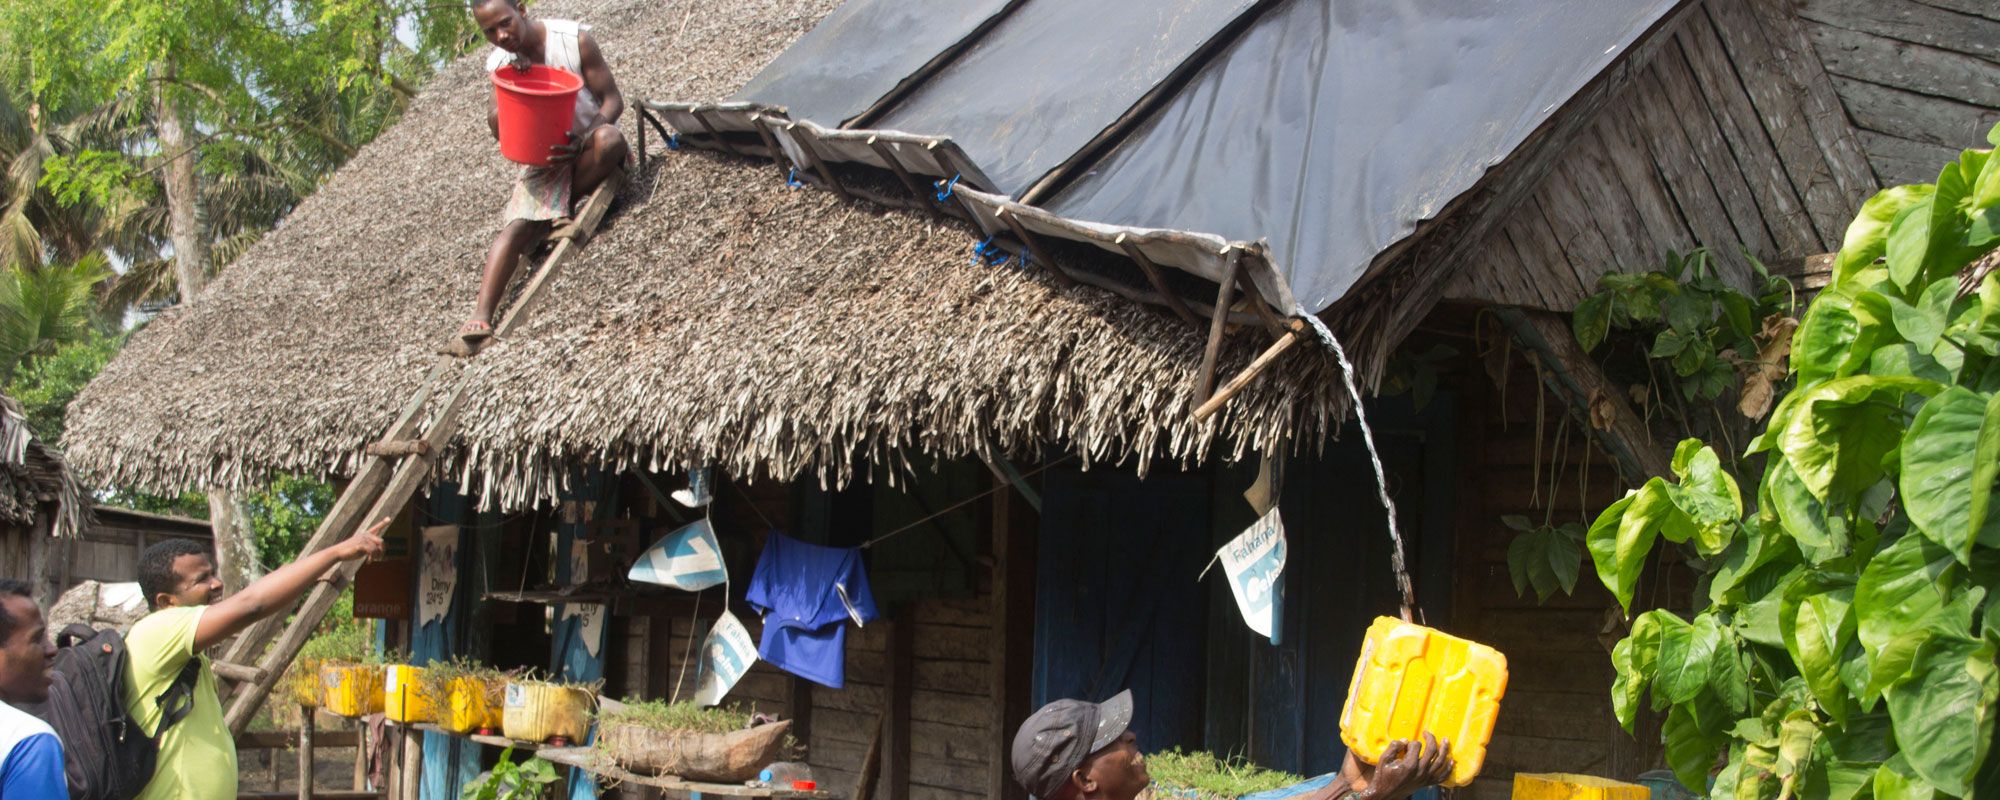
[1009,689,1135,799]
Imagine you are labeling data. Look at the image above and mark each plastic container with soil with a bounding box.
[1338,617,1507,787]
[491,65,581,166]
[442,676,507,735]
[501,681,594,745]
[384,665,436,724]
[597,717,793,783]
[319,663,386,718]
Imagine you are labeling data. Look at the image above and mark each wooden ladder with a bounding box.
[214,176,623,734]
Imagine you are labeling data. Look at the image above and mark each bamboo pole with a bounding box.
[1193,324,1304,422]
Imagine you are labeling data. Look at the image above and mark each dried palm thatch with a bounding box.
[63,0,1348,508]
[0,392,89,535]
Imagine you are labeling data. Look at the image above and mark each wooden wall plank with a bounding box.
[1678,13,1825,254]
[1503,201,1589,310]
[1908,0,2000,23]
[1856,130,1962,186]
[1830,75,2000,149]
[1559,128,1658,273]
[1652,47,1783,265]
[1703,0,1865,248]
[1533,168,1622,293]
[1591,113,1699,260]
[1809,24,2000,108]
[1746,0,1880,205]
[1799,0,2000,62]
[1622,71,1751,267]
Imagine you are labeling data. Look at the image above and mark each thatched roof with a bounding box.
[63,0,1345,508]
[0,394,89,536]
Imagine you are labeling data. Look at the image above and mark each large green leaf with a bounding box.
[1765,457,1845,556]
[1884,634,1998,797]
[1780,375,1944,500]
[1588,487,1690,615]
[1793,293,1864,386]
[1709,634,1753,714]
[1711,518,1793,605]
[1782,586,1855,724]
[1855,534,1961,696]
[1611,613,1665,733]
[1664,691,1732,791]
[1672,441,1743,555]
[1659,612,1724,704]
[1573,292,1613,352]
[1833,185,1935,288]
[1899,386,2000,565]
[1874,754,1937,800]
[1886,196,1935,290]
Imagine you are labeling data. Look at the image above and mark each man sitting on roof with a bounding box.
[1013,690,1452,800]
[462,0,628,343]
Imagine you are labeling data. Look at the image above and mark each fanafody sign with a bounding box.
[1216,508,1286,644]
[628,518,729,591]
[694,610,758,706]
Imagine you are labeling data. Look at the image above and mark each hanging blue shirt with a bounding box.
[745,532,879,688]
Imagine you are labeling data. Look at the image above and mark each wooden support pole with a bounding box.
[989,475,1035,800]
[867,138,928,201]
[1193,323,1305,422]
[1194,252,1242,405]
[352,722,368,792]
[787,125,849,199]
[397,726,420,800]
[886,615,913,800]
[1236,269,1288,336]
[1494,308,1673,483]
[921,143,976,222]
[749,116,793,181]
[690,113,741,158]
[853,710,888,800]
[298,709,316,800]
[995,208,1075,289]
[1115,235,1201,328]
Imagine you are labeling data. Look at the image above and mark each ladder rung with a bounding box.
[211,660,267,684]
[364,439,433,458]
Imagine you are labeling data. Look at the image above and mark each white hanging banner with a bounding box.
[418,526,459,626]
[694,610,758,706]
[628,518,728,591]
[1216,508,1286,644]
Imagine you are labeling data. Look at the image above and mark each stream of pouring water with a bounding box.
[1299,311,1418,623]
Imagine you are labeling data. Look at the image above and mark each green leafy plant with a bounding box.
[599,699,758,734]
[1573,248,1794,405]
[1589,126,2000,799]
[413,656,509,708]
[1144,748,1305,800]
[461,747,560,800]
[1505,514,1586,603]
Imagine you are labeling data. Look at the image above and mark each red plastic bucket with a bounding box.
[491,65,582,166]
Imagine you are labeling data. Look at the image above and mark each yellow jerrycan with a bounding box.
[1339,617,1507,787]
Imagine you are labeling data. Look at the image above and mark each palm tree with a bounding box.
[0,254,110,380]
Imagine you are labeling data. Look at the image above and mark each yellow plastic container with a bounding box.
[442,677,506,734]
[1512,774,1650,800]
[384,665,436,724]
[319,663,386,718]
[500,681,593,744]
[287,664,324,709]
[1339,617,1507,787]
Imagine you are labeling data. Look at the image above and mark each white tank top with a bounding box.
[486,18,600,133]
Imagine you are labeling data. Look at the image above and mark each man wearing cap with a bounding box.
[1012,690,1452,800]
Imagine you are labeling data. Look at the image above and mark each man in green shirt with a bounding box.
[126,519,388,799]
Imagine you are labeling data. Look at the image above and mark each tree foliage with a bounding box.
[1590,127,2000,799]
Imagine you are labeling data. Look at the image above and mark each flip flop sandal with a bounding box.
[459,320,494,342]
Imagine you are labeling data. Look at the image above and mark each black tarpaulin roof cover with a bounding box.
[732,0,1685,315]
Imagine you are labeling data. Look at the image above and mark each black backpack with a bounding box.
[31,624,201,800]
